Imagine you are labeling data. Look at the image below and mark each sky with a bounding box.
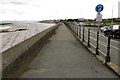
[0,0,120,21]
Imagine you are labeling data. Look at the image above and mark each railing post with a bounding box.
[77,26,79,37]
[72,24,73,32]
[72,24,74,32]
[79,25,81,38]
[74,25,75,33]
[76,25,77,36]
[87,29,90,47]
[74,25,76,34]
[96,31,99,55]
[105,34,111,62]
[70,26,71,30]
[71,25,72,30]
[76,25,77,35]
[82,27,85,42]
[75,25,76,34]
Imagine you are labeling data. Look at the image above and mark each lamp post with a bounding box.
[111,0,114,23]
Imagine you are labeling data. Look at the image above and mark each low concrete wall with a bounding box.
[2,24,59,79]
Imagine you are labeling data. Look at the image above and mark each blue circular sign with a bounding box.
[95,4,104,12]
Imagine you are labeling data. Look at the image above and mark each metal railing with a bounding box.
[64,22,119,65]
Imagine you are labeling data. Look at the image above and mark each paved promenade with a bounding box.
[21,23,118,78]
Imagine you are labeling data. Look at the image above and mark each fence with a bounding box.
[64,22,119,66]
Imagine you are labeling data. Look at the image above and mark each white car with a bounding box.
[112,25,120,31]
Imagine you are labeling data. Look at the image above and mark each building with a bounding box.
[118,1,120,18]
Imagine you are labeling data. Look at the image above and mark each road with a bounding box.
[21,23,118,78]
[84,27,119,66]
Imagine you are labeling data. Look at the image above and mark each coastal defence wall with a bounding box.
[2,24,59,79]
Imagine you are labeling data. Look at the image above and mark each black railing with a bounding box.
[64,22,119,65]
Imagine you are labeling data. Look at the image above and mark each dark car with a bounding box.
[103,26,112,36]
[103,25,120,38]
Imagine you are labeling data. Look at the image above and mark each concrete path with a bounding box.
[21,23,118,78]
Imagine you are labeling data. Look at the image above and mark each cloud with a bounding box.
[0,0,31,5]
[10,1,26,5]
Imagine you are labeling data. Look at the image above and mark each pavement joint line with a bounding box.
[64,23,120,78]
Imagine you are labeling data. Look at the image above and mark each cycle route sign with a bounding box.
[95,4,104,12]
[95,4,104,22]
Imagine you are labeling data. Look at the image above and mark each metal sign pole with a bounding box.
[95,4,104,55]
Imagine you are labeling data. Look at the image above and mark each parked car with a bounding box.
[103,26,112,36]
[103,25,120,38]
[111,25,120,38]
[100,26,108,32]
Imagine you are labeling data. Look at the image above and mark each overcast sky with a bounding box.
[0,0,119,21]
